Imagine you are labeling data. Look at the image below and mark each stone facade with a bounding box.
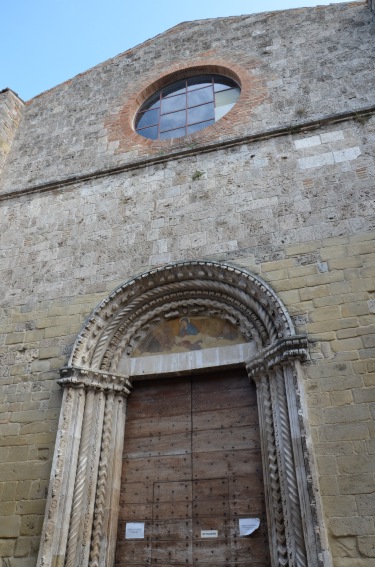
[0,2,374,567]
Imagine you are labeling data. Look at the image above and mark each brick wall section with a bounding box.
[0,90,24,177]
[0,2,373,194]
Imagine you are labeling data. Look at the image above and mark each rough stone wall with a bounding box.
[0,2,374,567]
[0,90,24,177]
[0,2,373,194]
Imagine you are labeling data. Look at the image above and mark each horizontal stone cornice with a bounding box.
[1,105,374,202]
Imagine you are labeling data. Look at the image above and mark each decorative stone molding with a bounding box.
[246,335,309,377]
[68,261,294,372]
[37,262,324,567]
[58,366,132,396]
[247,337,320,567]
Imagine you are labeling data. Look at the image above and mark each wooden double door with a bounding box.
[115,369,270,566]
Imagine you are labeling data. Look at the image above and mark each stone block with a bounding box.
[358,536,375,558]
[19,515,44,536]
[318,475,339,496]
[323,404,370,424]
[318,423,369,442]
[329,516,374,537]
[0,538,16,556]
[337,454,375,475]
[330,391,353,406]
[0,515,20,538]
[338,474,374,495]
[329,536,358,559]
[353,387,375,403]
[356,493,375,515]
[300,284,330,301]
[322,496,357,517]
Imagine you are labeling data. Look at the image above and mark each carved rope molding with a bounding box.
[68,262,294,369]
[37,263,324,567]
[37,368,131,567]
[246,336,322,567]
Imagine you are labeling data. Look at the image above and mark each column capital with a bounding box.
[246,335,308,379]
[58,366,132,397]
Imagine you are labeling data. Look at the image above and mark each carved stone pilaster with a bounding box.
[255,374,288,567]
[247,336,321,567]
[89,391,127,567]
[36,368,131,567]
[36,385,86,567]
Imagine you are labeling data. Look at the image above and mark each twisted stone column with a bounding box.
[247,336,321,567]
[36,367,131,567]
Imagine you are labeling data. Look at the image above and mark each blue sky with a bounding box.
[2,0,355,101]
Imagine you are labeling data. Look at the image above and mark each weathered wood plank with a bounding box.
[192,387,256,412]
[118,502,153,521]
[192,425,261,453]
[192,405,259,431]
[193,498,229,518]
[114,539,151,564]
[228,475,265,498]
[152,519,192,541]
[151,541,193,564]
[154,480,192,502]
[153,501,192,520]
[192,449,263,478]
[229,497,267,517]
[192,540,231,563]
[122,454,191,483]
[193,477,228,500]
[125,413,190,438]
[124,431,191,458]
[119,481,153,504]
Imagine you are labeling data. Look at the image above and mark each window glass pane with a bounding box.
[137,125,158,140]
[162,80,187,98]
[187,75,213,90]
[142,92,160,111]
[161,93,186,114]
[136,108,159,129]
[215,88,240,107]
[160,110,187,132]
[213,76,237,92]
[215,103,235,122]
[135,74,240,140]
[187,119,215,135]
[187,103,214,125]
[187,87,214,107]
[159,127,186,140]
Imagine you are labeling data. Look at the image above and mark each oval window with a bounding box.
[135,74,240,140]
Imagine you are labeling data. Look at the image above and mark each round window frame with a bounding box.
[132,65,243,143]
[134,73,241,141]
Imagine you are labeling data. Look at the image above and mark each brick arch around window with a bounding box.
[104,59,268,156]
[36,261,324,567]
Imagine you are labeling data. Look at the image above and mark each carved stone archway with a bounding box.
[37,261,323,567]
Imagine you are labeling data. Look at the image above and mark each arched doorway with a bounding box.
[36,262,323,567]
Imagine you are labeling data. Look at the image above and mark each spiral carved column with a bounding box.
[247,336,321,567]
[36,367,131,567]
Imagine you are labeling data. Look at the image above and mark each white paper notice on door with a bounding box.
[239,518,260,536]
[125,522,145,539]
